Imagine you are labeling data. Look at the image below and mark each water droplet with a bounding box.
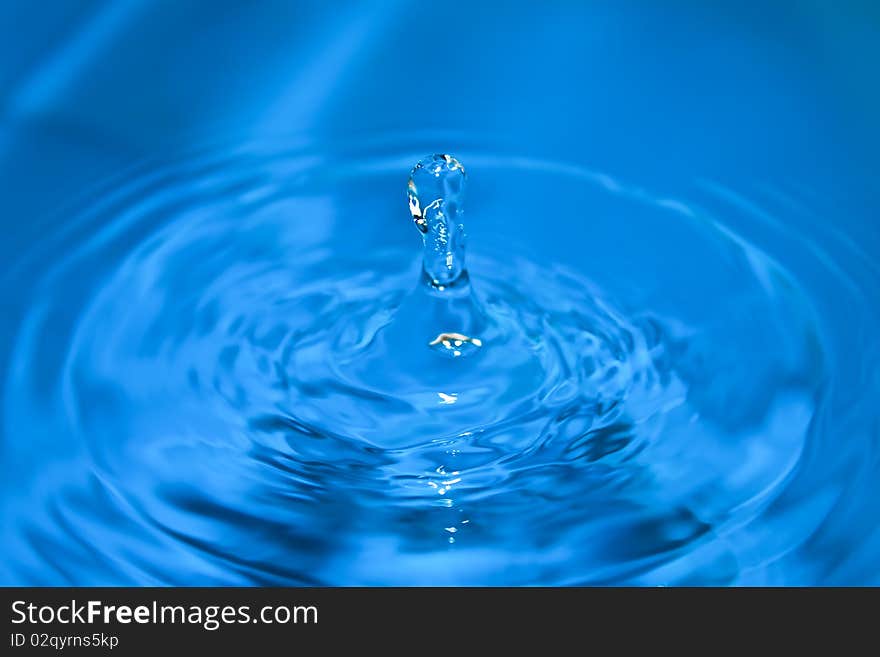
[408,154,468,289]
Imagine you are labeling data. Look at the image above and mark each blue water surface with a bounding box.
[1,1,879,585]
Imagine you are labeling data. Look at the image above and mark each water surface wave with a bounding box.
[2,142,877,585]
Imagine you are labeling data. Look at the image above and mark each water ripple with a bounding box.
[2,142,875,584]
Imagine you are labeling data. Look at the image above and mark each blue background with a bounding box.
[1,1,877,225]
[1,1,879,585]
